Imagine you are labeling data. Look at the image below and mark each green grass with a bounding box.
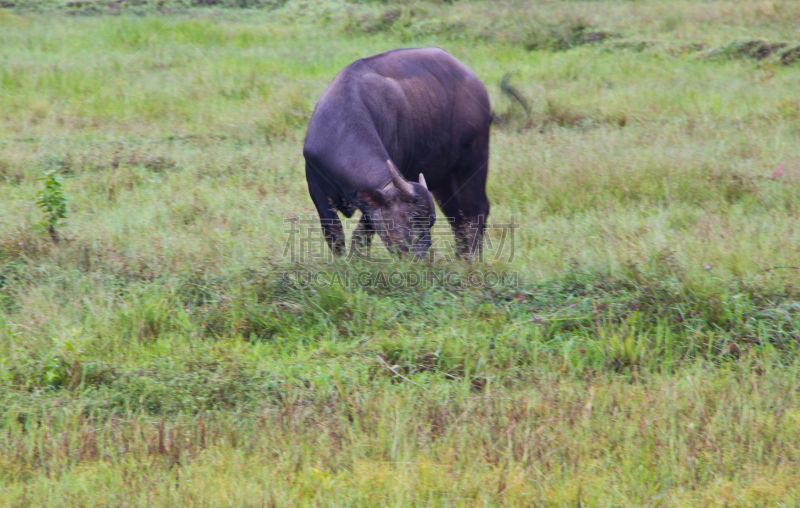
[2,1,800,505]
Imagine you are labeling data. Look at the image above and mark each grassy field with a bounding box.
[2,1,800,505]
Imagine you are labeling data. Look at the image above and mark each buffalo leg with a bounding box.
[307,179,345,256]
[456,128,491,259]
[322,217,346,257]
[432,175,467,258]
[456,186,490,259]
[349,213,375,260]
[454,172,489,260]
[433,176,489,259]
[439,150,490,259]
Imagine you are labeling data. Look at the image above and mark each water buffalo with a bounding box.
[303,47,491,259]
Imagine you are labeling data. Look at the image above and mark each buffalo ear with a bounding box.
[358,188,387,208]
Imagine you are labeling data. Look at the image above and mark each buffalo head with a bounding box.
[358,160,436,258]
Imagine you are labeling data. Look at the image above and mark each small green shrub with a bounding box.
[35,170,69,243]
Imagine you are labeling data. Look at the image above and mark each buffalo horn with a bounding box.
[386,160,415,201]
[418,173,428,190]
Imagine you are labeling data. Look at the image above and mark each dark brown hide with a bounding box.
[303,47,491,259]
